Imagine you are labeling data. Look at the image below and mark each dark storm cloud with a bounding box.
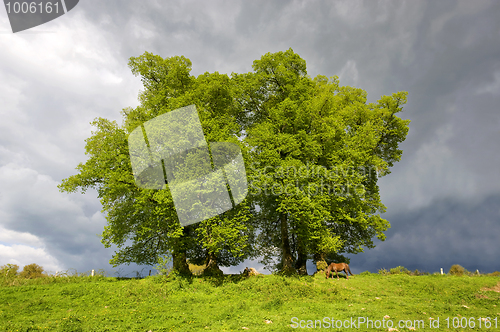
[73,1,248,74]
[0,0,499,275]
[0,164,104,255]
[350,193,500,274]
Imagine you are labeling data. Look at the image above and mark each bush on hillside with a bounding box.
[1,264,19,278]
[390,266,411,275]
[19,263,47,279]
[155,256,172,276]
[449,264,465,276]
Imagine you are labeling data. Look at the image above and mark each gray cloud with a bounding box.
[0,0,499,275]
[350,193,500,274]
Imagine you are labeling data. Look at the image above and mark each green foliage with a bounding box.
[242,49,410,272]
[154,255,173,276]
[59,48,410,275]
[60,315,83,332]
[201,267,224,277]
[0,273,498,331]
[378,267,434,276]
[488,271,500,277]
[0,264,19,278]
[389,266,411,275]
[449,264,466,276]
[59,52,255,273]
[315,260,328,272]
[19,263,47,279]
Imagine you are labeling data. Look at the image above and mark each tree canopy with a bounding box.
[59,49,410,275]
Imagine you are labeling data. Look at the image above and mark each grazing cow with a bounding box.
[243,267,260,277]
[325,263,353,280]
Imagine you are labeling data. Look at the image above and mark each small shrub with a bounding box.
[449,264,465,276]
[390,266,411,275]
[488,271,500,277]
[316,260,328,272]
[1,264,19,278]
[359,271,374,276]
[155,255,173,276]
[378,268,389,275]
[19,263,46,279]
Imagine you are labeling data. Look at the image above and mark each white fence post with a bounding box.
[440,268,443,275]
[91,269,95,277]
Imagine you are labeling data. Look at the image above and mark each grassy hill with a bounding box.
[1,270,499,331]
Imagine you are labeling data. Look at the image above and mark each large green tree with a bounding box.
[236,49,410,274]
[60,49,409,276]
[59,52,254,274]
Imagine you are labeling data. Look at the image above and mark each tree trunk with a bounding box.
[280,213,295,274]
[313,252,328,274]
[171,225,192,275]
[295,237,308,275]
[172,248,191,275]
[203,251,223,276]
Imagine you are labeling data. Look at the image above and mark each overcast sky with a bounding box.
[0,0,499,276]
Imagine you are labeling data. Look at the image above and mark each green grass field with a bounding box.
[1,271,499,331]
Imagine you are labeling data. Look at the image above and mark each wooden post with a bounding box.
[476,269,480,275]
[440,268,443,275]
[149,270,151,276]
[91,269,95,277]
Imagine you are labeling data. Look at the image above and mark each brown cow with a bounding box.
[325,263,353,280]
[243,267,260,277]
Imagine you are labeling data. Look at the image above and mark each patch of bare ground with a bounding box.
[481,282,500,293]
